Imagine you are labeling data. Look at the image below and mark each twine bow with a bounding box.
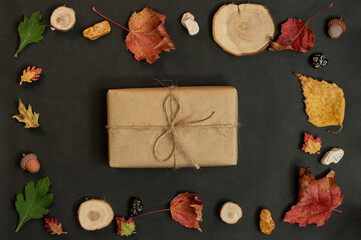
[107,87,238,169]
[153,89,216,169]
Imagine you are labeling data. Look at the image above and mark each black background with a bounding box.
[1,0,361,239]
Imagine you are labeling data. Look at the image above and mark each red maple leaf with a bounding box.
[283,168,343,227]
[170,192,203,231]
[269,4,332,54]
[125,7,175,64]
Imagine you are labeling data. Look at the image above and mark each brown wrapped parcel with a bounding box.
[107,86,239,168]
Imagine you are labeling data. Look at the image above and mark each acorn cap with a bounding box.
[20,153,38,170]
[328,18,346,32]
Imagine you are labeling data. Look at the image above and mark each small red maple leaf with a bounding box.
[302,133,322,154]
[116,217,136,236]
[170,192,203,232]
[283,167,343,227]
[44,218,67,235]
[269,4,332,54]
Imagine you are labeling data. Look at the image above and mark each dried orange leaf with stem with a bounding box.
[92,7,175,63]
[297,73,345,133]
[301,133,322,154]
[12,99,39,128]
[20,66,42,85]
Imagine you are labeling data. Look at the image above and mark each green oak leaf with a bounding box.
[14,11,45,57]
[15,177,53,232]
[120,221,136,236]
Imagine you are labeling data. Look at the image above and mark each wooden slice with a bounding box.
[220,202,242,224]
[212,3,275,56]
[78,199,114,231]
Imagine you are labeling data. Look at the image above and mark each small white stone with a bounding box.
[181,12,199,36]
[321,148,344,165]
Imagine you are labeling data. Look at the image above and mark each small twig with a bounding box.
[92,7,130,32]
[132,208,171,219]
[306,3,333,25]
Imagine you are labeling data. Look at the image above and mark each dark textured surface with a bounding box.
[1,0,361,239]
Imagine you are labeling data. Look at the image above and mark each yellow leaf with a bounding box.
[296,73,345,132]
[302,133,322,154]
[12,99,39,128]
[20,66,42,85]
[20,70,36,85]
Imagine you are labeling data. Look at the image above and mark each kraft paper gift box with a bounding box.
[107,86,238,168]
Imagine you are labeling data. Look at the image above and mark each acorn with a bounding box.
[20,153,40,173]
[328,18,346,39]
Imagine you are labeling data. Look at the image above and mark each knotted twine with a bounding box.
[107,87,239,169]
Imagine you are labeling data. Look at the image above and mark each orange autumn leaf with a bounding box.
[301,133,321,154]
[170,192,203,232]
[283,168,343,227]
[44,218,67,235]
[125,7,175,64]
[20,66,42,85]
[297,73,345,133]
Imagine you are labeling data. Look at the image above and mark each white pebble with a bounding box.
[181,12,199,36]
[321,148,344,165]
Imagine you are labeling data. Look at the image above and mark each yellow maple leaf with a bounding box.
[296,73,345,133]
[12,99,40,128]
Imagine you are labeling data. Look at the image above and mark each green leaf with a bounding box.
[15,177,53,232]
[116,217,136,236]
[14,11,45,57]
[120,221,136,236]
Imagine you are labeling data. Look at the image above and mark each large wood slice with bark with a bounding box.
[213,3,275,56]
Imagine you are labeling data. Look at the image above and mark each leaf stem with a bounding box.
[333,209,342,213]
[305,3,333,25]
[92,7,130,32]
[15,221,23,232]
[132,208,171,219]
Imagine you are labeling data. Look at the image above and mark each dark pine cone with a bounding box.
[130,197,143,217]
[312,53,328,69]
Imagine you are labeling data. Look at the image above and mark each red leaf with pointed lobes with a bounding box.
[170,192,203,231]
[269,18,314,54]
[269,4,333,54]
[125,7,175,64]
[283,167,343,227]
